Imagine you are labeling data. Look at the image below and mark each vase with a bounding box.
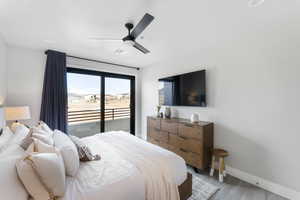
[190,113,199,123]
[164,107,171,119]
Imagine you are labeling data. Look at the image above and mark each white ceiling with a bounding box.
[0,0,299,68]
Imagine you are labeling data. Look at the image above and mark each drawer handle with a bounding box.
[184,124,193,127]
[179,135,187,140]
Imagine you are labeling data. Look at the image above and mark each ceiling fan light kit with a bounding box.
[248,0,265,7]
[91,13,154,54]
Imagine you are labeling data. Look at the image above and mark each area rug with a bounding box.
[188,169,220,200]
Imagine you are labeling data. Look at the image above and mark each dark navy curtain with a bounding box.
[40,50,68,133]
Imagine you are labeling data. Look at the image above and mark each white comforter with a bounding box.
[61,131,187,200]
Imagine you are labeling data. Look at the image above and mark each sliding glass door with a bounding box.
[67,68,135,137]
[67,73,101,137]
[104,77,131,132]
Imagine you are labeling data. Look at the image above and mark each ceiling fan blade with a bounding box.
[133,42,150,54]
[131,13,154,39]
[88,37,122,41]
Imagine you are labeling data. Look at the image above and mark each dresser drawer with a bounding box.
[169,134,203,156]
[169,134,184,146]
[161,120,178,134]
[178,123,203,140]
[180,138,203,155]
[176,148,203,169]
[148,138,172,151]
[159,142,172,150]
[166,144,177,152]
[148,128,168,143]
[148,117,161,129]
[148,137,160,145]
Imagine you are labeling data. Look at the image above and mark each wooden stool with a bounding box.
[210,149,229,182]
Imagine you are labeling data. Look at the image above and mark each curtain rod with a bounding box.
[67,55,140,71]
[44,51,140,70]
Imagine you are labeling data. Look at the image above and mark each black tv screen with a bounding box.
[159,70,206,106]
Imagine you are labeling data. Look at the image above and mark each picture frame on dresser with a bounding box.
[147,116,214,173]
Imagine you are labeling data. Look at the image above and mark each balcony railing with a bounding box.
[68,107,130,124]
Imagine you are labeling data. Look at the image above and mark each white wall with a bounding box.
[141,44,300,194]
[6,46,142,134]
[6,46,46,127]
[0,35,7,105]
[0,35,7,127]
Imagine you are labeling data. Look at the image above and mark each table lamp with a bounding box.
[0,105,4,135]
[5,106,31,131]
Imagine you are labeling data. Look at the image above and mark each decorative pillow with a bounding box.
[0,151,28,200]
[1,124,29,153]
[5,144,27,156]
[37,121,53,134]
[0,126,13,153]
[11,122,23,133]
[33,139,59,154]
[32,133,54,146]
[10,124,30,144]
[70,135,101,162]
[26,142,35,153]
[32,122,54,145]
[20,129,34,150]
[53,130,79,176]
[33,121,53,137]
[16,152,66,200]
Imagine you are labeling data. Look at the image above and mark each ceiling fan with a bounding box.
[90,13,154,54]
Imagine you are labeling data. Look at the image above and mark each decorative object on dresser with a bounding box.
[164,107,171,119]
[156,105,161,118]
[147,116,214,172]
[190,113,199,123]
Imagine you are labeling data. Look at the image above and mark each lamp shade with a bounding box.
[5,106,31,121]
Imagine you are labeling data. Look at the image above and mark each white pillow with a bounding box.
[1,124,29,153]
[34,121,53,135]
[39,121,53,133]
[10,122,23,133]
[16,143,66,200]
[32,122,54,146]
[26,139,66,178]
[5,144,27,157]
[16,156,50,199]
[32,133,54,146]
[10,124,30,145]
[28,139,59,154]
[53,130,79,176]
[0,127,13,153]
[0,152,28,200]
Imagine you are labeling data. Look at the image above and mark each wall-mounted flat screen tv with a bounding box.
[159,70,206,106]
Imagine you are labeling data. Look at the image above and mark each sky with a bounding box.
[67,73,130,95]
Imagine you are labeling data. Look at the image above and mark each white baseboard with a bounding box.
[226,166,300,200]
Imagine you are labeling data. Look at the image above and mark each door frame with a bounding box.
[67,67,136,135]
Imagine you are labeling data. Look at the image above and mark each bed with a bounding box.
[62,131,192,200]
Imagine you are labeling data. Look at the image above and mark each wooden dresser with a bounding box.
[147,116,214,171]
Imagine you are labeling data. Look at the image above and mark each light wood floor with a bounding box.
[191,169,288,200]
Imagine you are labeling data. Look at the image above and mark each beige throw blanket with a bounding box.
[97,132,180,200]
